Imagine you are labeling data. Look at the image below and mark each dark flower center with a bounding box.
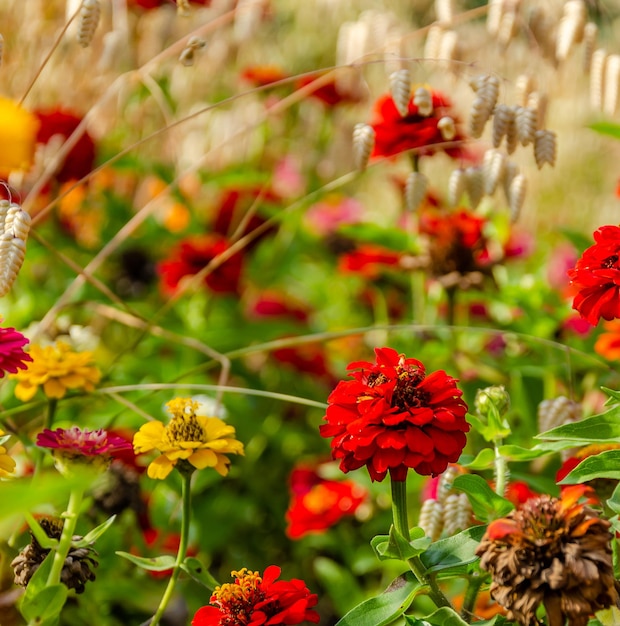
[367,367,429,410]
[601,254,619,269]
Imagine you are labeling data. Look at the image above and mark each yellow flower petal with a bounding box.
[0,452,16,475]
[165,449,193,460]
[147,455,175,480]
[188,448,218,470]
[133,421,166,453]
[14,382,38,402]
[213,454,231,476]
[0,97,38,176]
[43,379,67,399]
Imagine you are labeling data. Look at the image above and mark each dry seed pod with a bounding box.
[404,172,428,213]
[502,160,519,202]
[555,0,587,62]
[487,0,505,37]
[424,23,445,60]
[515,74,535,107]
[455,493,473,532]
[352,123,375,171]
[7,207,31,241]
[465,166,484,208]
[442,493,472,536]
[526,91,547,130]
[537,396,582,434]
[508,173,526,222]
[492,104,513,148]
[448,168,467,206]
[590,48,607,110]
[604,54,620,116]
[0,199,9,233]
[389,69,411,117]
[497,9,517,50]
[0,238,26,297]
[437,29,459,63]
[435,0,453,24]
[437,116,456,141]
[583,22,598,73]
[176,0,191,15]
[469,96,491,138]
[479,75,500,111]
[534,129,557,169]
[436,466,461,504]
[505,107,518,154]
[514,105,537,146]
[179,36,206,67]
[77,0,100,48]
[418,499,443,541]
[483,149,506,195]
[413,87,433,117]
[527,7,557,62]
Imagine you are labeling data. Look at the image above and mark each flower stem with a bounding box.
[33,399,58,477]
[149,473,192,626]
[390,479,452,609]
[47,484,85,587]
[493,440,507,497]
[460,573,484,623]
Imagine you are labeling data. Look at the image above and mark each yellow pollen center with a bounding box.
[163,413,207,446]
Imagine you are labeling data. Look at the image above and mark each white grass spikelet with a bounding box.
[465,166,485,208]
[534,129,557,169]
[604,54,620,116]
[352,123,375,171]
[590,49,608,111]
[389,69,411,117]
[405,172,428,213]
[448,168,467,206]
[77,0,101,48]
[508,173,527,222]
[413,87,433,117]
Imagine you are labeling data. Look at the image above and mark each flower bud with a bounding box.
[475,385,510,419]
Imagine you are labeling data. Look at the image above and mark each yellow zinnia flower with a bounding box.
[10,341,101,402]
[0,429,16,476]
[133,398,244,480]
[0,97,39,177]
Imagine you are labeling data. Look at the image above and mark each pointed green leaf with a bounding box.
[404,606,469,626]
[463,448,495,470]
[24,512,59,551]
[452,474,514,522]
[589,121,620,140]
[20,550,55,600]
[116,551,177,571]
[536,406,620,443]
[73,514,117,548]
[180,557,219,591]
[335,572,422,626]
[602,387,620,405]
[558,450,620,484]
[20,584,67,623]
[497,444,550,462]
[608,483,620,515]
[371,526,430,562]
[595,605,620,626]
[419,525,486,573]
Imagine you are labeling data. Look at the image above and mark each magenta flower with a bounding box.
[37,427,133,474]
[0,324,32,378]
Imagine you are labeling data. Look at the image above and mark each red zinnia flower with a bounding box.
[320,347,469,482]
[285,464,367,539]
[295,74,363,107]
[568,224,620,326]
[370,90,467,160]
[0,324,32,377]
[35,109,96,183]
[337,244,401,278]
[37,427,133,458]
[192,565,319,626]
[157,234,244,295]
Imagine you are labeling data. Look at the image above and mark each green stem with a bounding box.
[460,573,484,623]
[47,484,85,587]
[33,399,58,477]
[149,473,192,626]
[493,440,507,497]
[390,479,452,609]
[445,286,457,327]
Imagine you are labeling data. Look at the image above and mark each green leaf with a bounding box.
[608,483,620,514]
[20,585,67,623]
[20,549,55,600]
[558,450,620,484]
[371,526,431,562]
[335,572,421,626]
[419,526,486,573]
[602,387,620,405]
[463,448,495,470]
[404,606,470,626]
[180,557,219,591]
[589,121,620,140]
[497,444,550,462]
[24,512,59,551]
[313,557,365,615]
[115,551,177,571]
[452,474,514,522]
[338,223,414,252]
[595,605,620,626]
[73,514,117,548]
[536,406,620,443]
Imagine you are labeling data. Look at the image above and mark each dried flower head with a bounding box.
[320,347,469,481]
[192,565,319,626]
[476,485,620,626]
[11,341,101,402]
[133,397,244,479]
[11,516,98,594]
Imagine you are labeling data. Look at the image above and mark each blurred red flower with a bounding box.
[192,565,319,626]
[157,234,244,295]
[241,65,289,87]
[320,347,469,481]
[296,74,363,107]
[370,90,467,160]
[285,465,367,539]
[338,244,401,278]
[35,109,96,183]
[568,224,620,326]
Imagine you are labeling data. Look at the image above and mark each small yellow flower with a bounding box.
[0,97,39,177]
[10,341,101,402]
[0,429,16,477]
[133,398,244,480]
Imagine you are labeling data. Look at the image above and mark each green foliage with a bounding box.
[452,474,515,522]
[371,526,431,562]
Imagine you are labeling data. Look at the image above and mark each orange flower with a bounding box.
[594,320,620,359]
[0,98,38,177]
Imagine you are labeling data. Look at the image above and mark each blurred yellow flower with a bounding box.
[10,341,101,402]
[133,397,244,480]
[0,98,39,177]
[0,429,16,476]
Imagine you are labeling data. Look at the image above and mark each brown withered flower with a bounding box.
[476,485,620,626]
[11,516,98,594]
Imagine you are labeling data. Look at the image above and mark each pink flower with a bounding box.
[0,324,32,378]
[37,427,133,464]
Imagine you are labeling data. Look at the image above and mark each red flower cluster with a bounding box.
[35,109,96,183]
[337,244,401,278]
[192,565,319,626]
[285,465,367,539]
[370,90,467,160]
[568,224,620,326]
[157,234,244,295]
[36,427,133,458]
[320,347,469,481]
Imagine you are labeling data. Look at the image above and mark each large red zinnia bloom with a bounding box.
[192,565,319,626]
[157,234,244,295]
[370,90,467,160]
[0,324,32,377]
[285,465,367,539]
[568,224,620,326]
[320,347,469,481]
